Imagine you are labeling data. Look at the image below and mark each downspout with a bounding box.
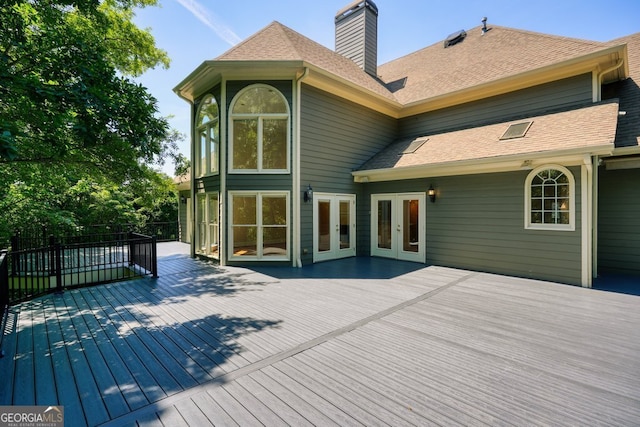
[581,155,593,287]
[592,155,599,279]
[220,78,227,266]
[594,59,624,101]
[294,67,310,268]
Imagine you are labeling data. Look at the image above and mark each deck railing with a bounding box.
[0,250,8,357]
[4,232,157,306]
[8,221,178,251]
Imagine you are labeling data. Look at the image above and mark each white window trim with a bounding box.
[228,191,290,261]
[524,164,575,231]
[195,94,219,178]
[228,84,291,174]
[195,192,220,258]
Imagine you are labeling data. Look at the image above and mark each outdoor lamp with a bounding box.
[304,184,313,203]
[428,185,436,203]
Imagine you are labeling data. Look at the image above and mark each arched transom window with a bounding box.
[230,85,290,172]
[525,165,575,231]
[195,95,219,177]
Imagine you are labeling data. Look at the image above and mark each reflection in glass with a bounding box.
[378,200,392,249]
[318,201,331,252]
[340,201,350,249]
[403,199,419,253]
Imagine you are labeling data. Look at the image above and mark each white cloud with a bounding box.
[174,0,242,46]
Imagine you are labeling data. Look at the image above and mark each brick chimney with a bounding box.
[335,1,378,76]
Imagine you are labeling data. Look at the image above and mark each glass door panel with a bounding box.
[339,201,351,249]
[318,200,331,253]
[377,200,392,250]
[402,199,419,253]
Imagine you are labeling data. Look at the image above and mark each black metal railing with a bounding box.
[129,233,158,279]
[9,221,178,251]
[1,250,8,357]
[4,232,157,305]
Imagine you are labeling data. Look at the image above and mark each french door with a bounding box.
[371,193,425,262]
[314,193,356,262]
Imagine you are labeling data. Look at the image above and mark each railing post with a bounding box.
[0,250,7,358]
[10,234,19,274]
[54,242,63,294]
[151,236,158,279]
[49,235,56,276]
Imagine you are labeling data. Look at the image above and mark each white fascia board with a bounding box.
[353,144,614,182]
[174,61,305,102]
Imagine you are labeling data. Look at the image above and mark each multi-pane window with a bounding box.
[196,193,219,258]
[525,166,574,230]
[230,85,289,172]
[195,95,219,177]
[230,192,289,260]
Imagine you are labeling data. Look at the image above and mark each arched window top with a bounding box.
[531,168,570,186]
[232,85,288,114]
[197,95,218,126]
[525,165,575,231]
[195,94,219,177]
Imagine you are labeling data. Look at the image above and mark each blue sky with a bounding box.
[133,0,640,176]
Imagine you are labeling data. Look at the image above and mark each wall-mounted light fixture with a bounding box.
[180,196,187,204]
[303,184,313,203]
[428,185,436,203]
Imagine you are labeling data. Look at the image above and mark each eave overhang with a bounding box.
[174,44,628,120]
[352,144,615,182]
[173,60,307,102]
[400,43,629,117]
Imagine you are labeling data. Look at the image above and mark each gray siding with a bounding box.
[364,169,584,285]
[598,166,640,275]
[300,84,397,264]
[335,4,377,75]
[399,74,593,138]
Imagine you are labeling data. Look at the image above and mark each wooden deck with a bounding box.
[1,242,639,426]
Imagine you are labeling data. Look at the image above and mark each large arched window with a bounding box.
[195,95,219,177]
[525,165,575,231]
[229,85,290,173]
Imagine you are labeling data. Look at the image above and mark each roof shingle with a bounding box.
[357,101,619,171]
[377,25,613,105]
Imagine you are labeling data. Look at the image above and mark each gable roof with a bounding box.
[354,100,619,181]
[214,21,397,102]
[378,25,624,106]
[176,21,626,117]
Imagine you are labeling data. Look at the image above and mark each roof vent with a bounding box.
[444,29,466,48]
[481,17,488,34]
[500,121,533,140]
[401,136,429,154]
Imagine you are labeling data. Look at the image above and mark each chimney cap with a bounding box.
[336,0,378,23]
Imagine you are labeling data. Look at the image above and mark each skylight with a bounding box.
[500,121,533,140]
[401,136,429,154]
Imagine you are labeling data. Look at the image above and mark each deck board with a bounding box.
[1,243,639,426]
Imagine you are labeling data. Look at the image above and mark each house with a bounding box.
[174,0,640,287]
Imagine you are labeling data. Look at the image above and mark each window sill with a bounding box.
[525,224,575,232]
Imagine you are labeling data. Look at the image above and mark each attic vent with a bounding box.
[500,121,533,140]
[444,29,466,48]
[401,136,429,154]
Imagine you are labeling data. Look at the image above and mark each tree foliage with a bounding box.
[0,0,183,242]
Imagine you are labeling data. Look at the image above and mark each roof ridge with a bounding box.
[214,21,282,60]
[379,24,607,68]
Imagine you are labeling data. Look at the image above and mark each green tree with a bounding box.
[0,0,183,242]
